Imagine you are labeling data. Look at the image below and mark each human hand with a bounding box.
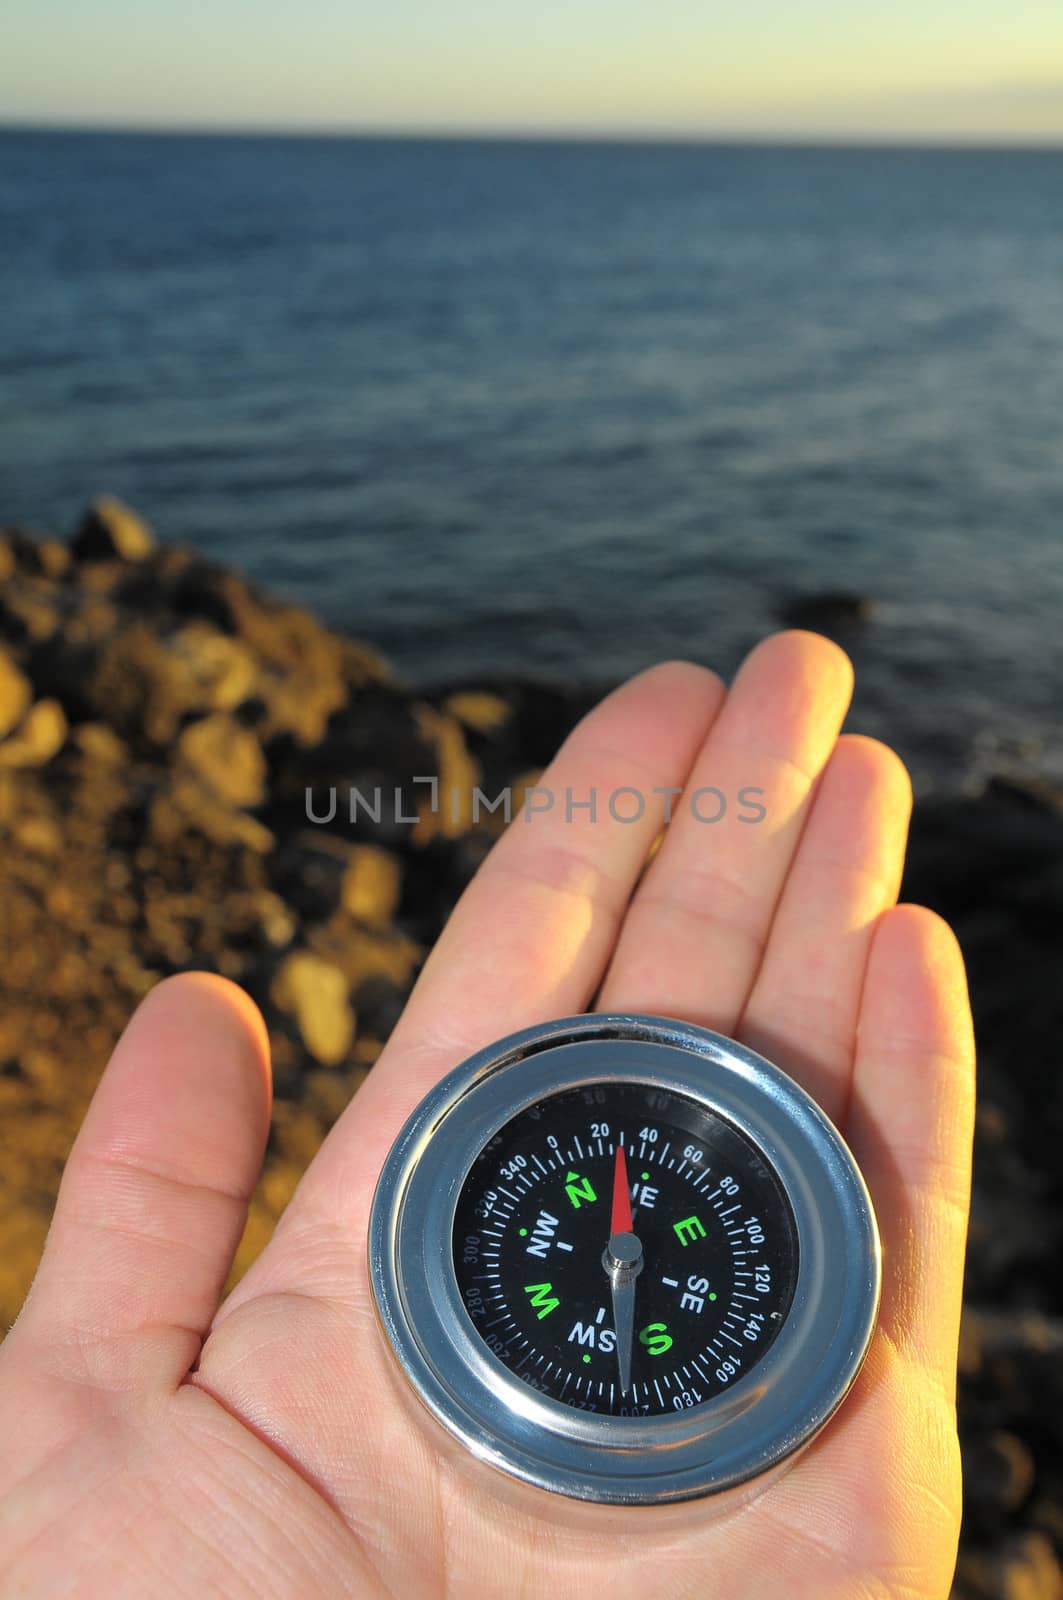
[0,632,975,1599]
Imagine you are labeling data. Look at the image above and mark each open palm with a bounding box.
[0,632,974,1600]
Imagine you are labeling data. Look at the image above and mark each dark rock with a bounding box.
[270,830,356,924]
[964,1429,1036,1517]
[986,771,1063,825]
[776,589,875,633]
[423,673,600,773]
[0,528,71,580]
[72,495,156,563]
[351,972,408,1040]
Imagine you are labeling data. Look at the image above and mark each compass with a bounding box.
[368,1013,880,1506]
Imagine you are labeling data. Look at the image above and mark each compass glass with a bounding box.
[452,1080,799,1417]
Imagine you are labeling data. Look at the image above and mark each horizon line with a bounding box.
[2,117,1062,152]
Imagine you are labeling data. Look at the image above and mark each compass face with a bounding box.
[452,1080,798,1417]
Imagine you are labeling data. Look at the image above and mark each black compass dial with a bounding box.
[452,1080,799,1417]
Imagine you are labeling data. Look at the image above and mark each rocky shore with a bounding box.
[1,499,1061,1596]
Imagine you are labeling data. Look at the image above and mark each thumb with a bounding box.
[9,973,271,1399]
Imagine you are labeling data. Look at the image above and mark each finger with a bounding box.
[736,734,913,1124]
[15,973,271,1398]
[230,660,725,1291]
[595,631,854,1031]
[845,904,976,1403]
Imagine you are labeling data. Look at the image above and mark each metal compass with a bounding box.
[368,1013,880,1506]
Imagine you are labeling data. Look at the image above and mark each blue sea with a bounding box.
[1,129,1062,791]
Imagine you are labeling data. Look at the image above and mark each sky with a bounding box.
[2,0,1062,142]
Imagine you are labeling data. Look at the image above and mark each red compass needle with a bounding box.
[611,1141,634,1235]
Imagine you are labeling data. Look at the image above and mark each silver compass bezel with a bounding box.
[367,1013,881,1505]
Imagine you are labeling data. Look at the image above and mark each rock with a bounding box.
[89,621,259,746]
[72,722,128,767]
[987,772,1063,821]
[72,494,156,563]
[164,622,258,715]
[995,1532,1063,1600]
[149,776,274,854]
[351,972,407,1040]
[0,650,32,738]
[965,1429,1036,1516]
[0,577,61,644]
[777,590,875,632]
[271,834,399,931]
[271,951,355,1067]
[12,815,63,858]
[305,916,421,995]
[270,831,356,923]
[175,714,266,809]
[0,699,67,767]
[217,579,361,745]
[0,532,72,581]
[34,539,71,580]
[273,683,441,847]
[1,527,71,578]
[341,843,401,925]
[443,689,512,734]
